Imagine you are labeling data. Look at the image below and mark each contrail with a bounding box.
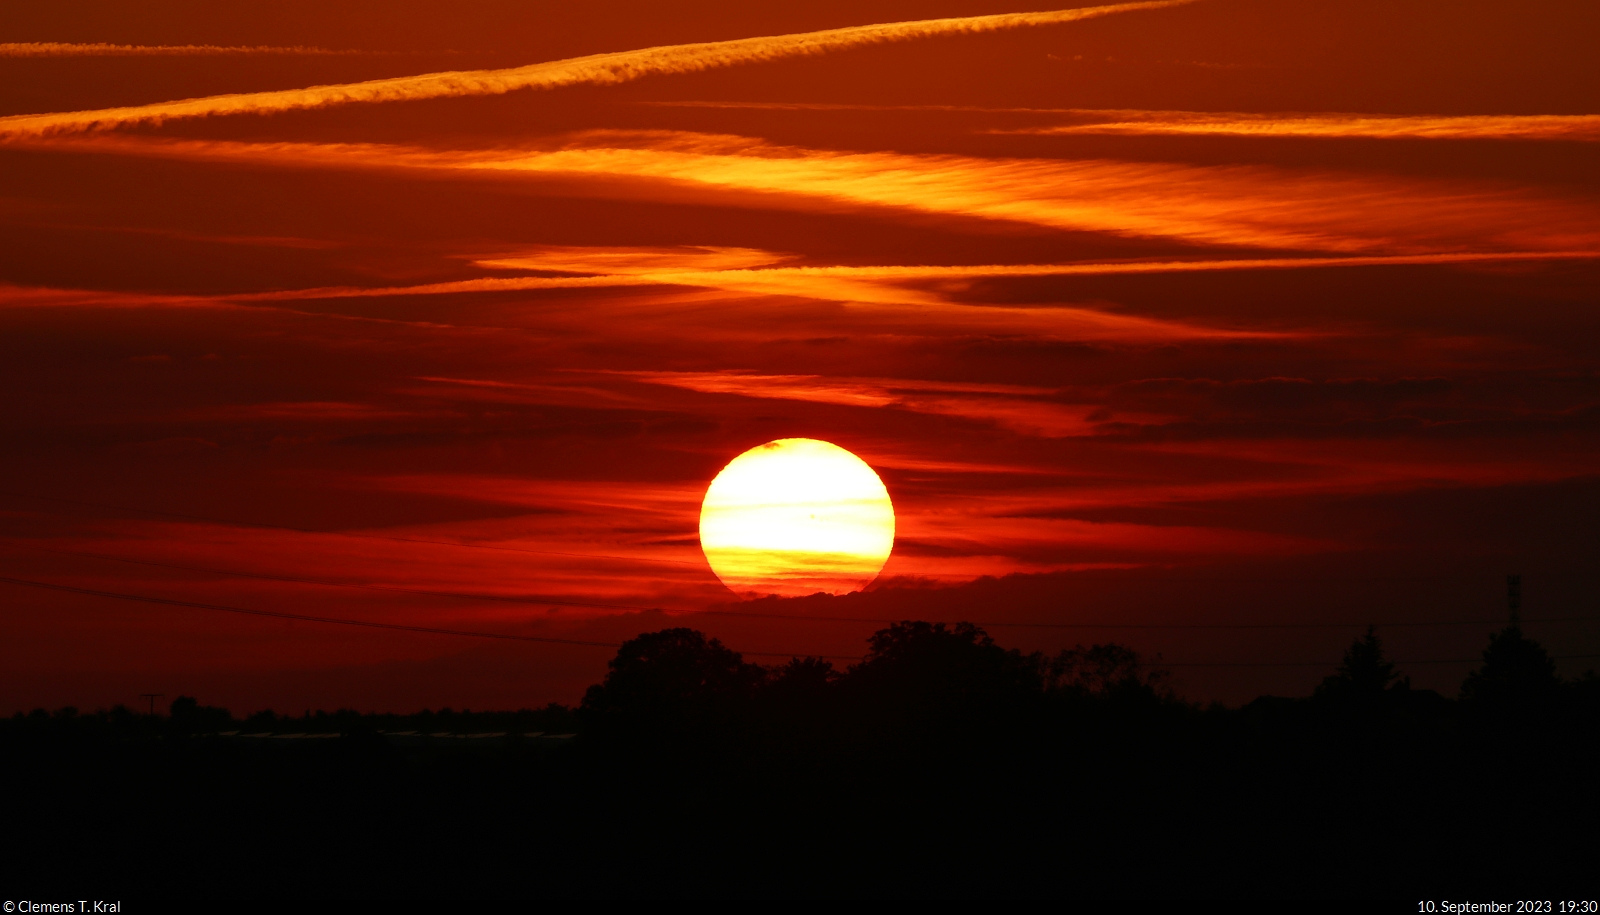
[0,1,1192,138]
[0,42,360,57]
[996,110,1600,142]
[654,102,1600,142]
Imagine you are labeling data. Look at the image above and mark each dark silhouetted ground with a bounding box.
[5,623,1596,899]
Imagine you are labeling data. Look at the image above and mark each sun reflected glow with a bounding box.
[699,438,895,597]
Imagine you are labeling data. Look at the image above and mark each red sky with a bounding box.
[2,0,1598,712]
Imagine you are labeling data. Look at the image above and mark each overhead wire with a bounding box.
[0,575,861,661]
[1155,655,1600,668]
[0,538,681,615]
[0,489,703,567]
[9,489,1600,584]
[4,490,1597,668]
[3,573,1597,669]
[4,537,1596,631]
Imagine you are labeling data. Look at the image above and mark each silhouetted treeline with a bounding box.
[4,622,1597,899]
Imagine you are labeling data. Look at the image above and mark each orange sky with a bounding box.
[2,0,1598,712]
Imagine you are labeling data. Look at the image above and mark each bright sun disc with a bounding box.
[699,438,895,597]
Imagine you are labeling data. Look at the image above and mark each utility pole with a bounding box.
[1507,574,1521,630]
[140,693,164,716]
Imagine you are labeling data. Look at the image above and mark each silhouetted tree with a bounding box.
[1046,643,1170,703]
[764,656,834,699]
[1461,627,1561,709]
[753,657,836,736]
[168,696,234,735]
[580,628,767,736]
[841,621,1041,732]
[1315,626,1407,704]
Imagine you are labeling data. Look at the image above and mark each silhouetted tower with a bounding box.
[1506,574,1521,630]
[140,693,164,716]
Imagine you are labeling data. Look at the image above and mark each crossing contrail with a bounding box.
[0,1,1193,138]
[0,42,359,57]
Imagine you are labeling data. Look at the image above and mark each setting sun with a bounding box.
[699,438,895,597]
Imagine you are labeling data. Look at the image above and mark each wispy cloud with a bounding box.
[26,132,1600,255]
[227,252,1593,344]
[603,369,1101,438]
[475,245,790,274]
[223,256,1288,342]
[0,2,1189,138]
[456,136,1600,254]
[999,110,1600,142]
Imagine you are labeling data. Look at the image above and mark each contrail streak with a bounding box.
[0,42,360,57]
[997,110,1600,142]
[0,1,1191,138]
[652,102,1600,142]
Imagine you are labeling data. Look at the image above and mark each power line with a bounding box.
[1157,655,1600,668]
[9,489,1600,586]
[6,538,1600,632]
[4,574,1598,671]
[0,539,684,615]
[1158,652,1600,668]
[0,575,861,661]
[0,574,620,649]
[707,611,1600,630]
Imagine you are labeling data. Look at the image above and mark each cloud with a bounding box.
[1107,376,1460,423]
[475,244,791,274]
[454,136,1600,254]
[0,2,1190,138]
[603,369,1101,438]
[24,132,1600,256]
[223,258,1283,342]
[245,251,1600,300]
[998,110,1600,142]
[213,247,1592,346]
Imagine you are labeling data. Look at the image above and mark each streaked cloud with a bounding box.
[475,244,790,274]
[24,132,1600,256]
[458,136,1600,254]
[225,258,1285,342]
[247,251,1600,301]
[605,369,1101,438]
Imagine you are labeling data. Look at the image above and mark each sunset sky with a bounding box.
[3,0,1597,712]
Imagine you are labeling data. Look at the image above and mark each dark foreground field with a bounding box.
[6,623,1597,900]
